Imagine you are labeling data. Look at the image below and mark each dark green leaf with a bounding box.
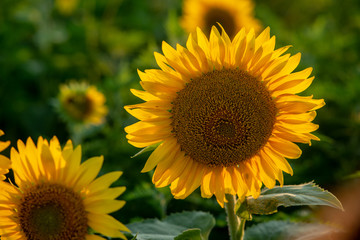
[236,182,343,217]
[127,211,215,240]
[174,229,202,240]
[244,220,340,240]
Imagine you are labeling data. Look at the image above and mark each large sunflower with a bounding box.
[0,136,129,239]
[125,26,324,207]
[0,130,10,180]
[58,81,108,125]
[181,0,262,38]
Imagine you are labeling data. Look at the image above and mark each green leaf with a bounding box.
[344,170,360,179]
[131,142,161,158]
[174,229,202,240]
[244,220,340,240]
[127,211,215,240]
[236,182,343,217]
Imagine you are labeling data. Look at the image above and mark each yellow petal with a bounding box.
[154,52,176,73]
[125,99,172,111]
[171,160,203,199]
[0,140,10,152]
[201,167,214,198]
[195,27,210,58]
[278,121,319,133]
[86,199,125,214]
[273,126,318,144]
[140,80,179,99]
[186,33,210,72]
[124,119,171,134]
[130,89,159,101]
[0,156,10,169]
[127,124,172,137]
[40,144,56,180]
[153,145,184,183]
[141,69,185,89]
[73,156,104,191]
[62,145,82,184]
[242,29,256,68]
[154,153,189,188]
[86,234,106,240]
[268,138,302,159]
[142,138,178,173]
[276,95,325,113]
[87,171,123,194]
[268,67,313,90]
[277,111,317,122]
[88,213,129,232]
[256,155,276,189]
[162,41,193,78]
[262,145,294,175]
[255,27,271,49]
[85,187,126,203]
[170,159,195,195]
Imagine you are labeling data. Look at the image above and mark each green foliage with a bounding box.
[0,0,358,239]
[126,211,215,240]
[236,182,343,219]
[174,229,203,240]
[344,170,360,180]
[244,220,340,240]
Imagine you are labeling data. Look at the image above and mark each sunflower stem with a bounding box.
[225,194,244,240]
[237,217,246,240]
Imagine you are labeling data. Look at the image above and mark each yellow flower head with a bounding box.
[58,81,108,125]
[0,136,129,239]
[125,26,325,207]
[55,0,79,15]
[181,0,262,38]
[0,130,10,180]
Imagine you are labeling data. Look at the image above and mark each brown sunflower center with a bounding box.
[204,7,236,38]
[64,93,93,120]
[18,183,88,240]
[171,69,277,167]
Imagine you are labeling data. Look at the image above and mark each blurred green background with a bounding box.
[1,0,359,239]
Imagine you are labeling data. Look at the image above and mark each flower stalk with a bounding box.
[225,194,245,240]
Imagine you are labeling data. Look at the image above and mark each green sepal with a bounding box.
[235,198,252,220]
[131,142,161,158]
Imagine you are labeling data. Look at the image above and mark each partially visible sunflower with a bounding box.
[55,0,79,15]
[0,130,10,180]
[125,26,325,207]
[58,81,108,125]
[181,0,262,38]
[0,136,129,239]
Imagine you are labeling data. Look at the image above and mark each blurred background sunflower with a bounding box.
[56,81,108,126]
[181,0,262,37]
[0,130,10,180]
[0,0,359,239]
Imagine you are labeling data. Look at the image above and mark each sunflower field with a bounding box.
[0,0,359,239]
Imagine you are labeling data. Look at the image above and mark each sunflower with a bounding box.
[0,136,129,239]
[0,130,10,180]
[58,81,108,125]
[181,0,262,38]
[55,0,79,15]
[125,26,324,207]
